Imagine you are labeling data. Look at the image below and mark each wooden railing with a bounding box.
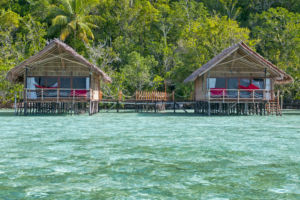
[207,89,274,102]
[24,88,91,101]
[135,91,168,101]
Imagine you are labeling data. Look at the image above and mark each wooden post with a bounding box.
[41,88,44,101]
[99,91,103,101]
[172,91,175,113]
[118,90,123,101]
[280,94,283,111]
[14,93,17,115]
[277,90,280,116]
[73,89,75,103]
[89,72,92,100]
[57,88,60,103]
[24,67,28,116]
[222,89,225,103]
[208,89,211,116]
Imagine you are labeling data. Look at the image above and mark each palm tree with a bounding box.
[51,0,100,42]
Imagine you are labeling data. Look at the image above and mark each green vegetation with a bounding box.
[0,0,299,103]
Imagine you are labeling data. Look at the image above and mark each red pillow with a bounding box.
[34,84,57,89]
[210,88,226,96]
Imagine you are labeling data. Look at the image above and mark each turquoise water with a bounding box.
[0,110,300,199]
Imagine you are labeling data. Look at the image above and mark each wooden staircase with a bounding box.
[266,93,282,116]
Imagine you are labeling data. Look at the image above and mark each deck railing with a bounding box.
[135,91,168,101]
[24,88,91,101]
[207,89,273,102]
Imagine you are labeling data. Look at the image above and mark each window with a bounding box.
[60,77,71,97]
[239,79,251,98]
[60,77,71,88]
[252,79,264,99]
[228,78,238,98]
[72,77,89,89]
[252,79,264,89]
[26,77,37,99]
[207,78,226,89]
[32,77,58,88]
[240,79,251,87]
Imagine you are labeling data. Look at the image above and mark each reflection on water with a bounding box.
[0,110,299,199]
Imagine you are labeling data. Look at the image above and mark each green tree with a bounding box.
[250,7,300,99]
[50,0,101,42]
[121,51,158,92]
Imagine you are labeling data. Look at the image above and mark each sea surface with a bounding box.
[0,110,299,199]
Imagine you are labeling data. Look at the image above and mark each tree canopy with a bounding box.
[0,0,299,103]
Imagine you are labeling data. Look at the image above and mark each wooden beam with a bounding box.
[58,45,66,69]
[230,51,238,71]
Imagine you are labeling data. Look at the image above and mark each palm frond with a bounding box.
[84,15,106,24]
[85,22,98,29]
[60,0,73,15]
[60,27,71,41]
[52,15,68,26]
[79,32,89,43]
[68,20,77,30]
[78,22,94,40]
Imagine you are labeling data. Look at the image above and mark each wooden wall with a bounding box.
[194,74,207,101]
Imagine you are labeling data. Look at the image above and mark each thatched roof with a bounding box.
[6,39,112,83]
[184,42,293,84]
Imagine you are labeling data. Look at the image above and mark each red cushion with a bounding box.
[239,84,260,90]
[248,84,260,90]
[210,88,226,96]
[34,84,57,89]
[71,90,88,97]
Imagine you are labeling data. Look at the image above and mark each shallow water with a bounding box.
[0,110,299,199]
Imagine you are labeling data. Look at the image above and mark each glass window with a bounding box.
[228,78,238,98]
[27,77,36,89]
[208,78,216,89]
[252,79,264,99]
[32,77,58,88]
[46,78,58,88]
[240,79,250,87]
[240,79,251,98]
[34,77,42,86]
[26,77,37,99]
[228,78,238,89]
[252,79,264,89]
[60,77,71,97]
[60,77,71,88]
[72,77,89,89]
[207,78,226,89]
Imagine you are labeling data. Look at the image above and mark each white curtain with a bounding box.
[27,77,37,99]
[208,78,216,89]
[86,77,90,90]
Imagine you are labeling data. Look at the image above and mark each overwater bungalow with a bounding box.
[7,39,112,115]
[184,42,293,115]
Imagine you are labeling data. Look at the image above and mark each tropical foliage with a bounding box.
[0,0,299,104]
